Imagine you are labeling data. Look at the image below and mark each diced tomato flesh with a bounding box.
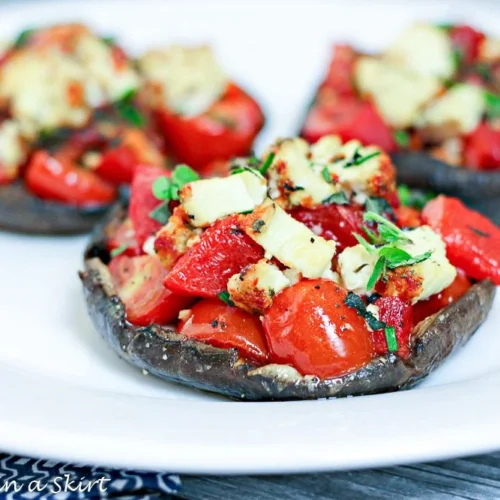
[422,195,500,284]
[450,25,485,65]
[372,296,413,359]
[179,299,269,364]
[164,215,264,298]
[129,165,170,248]
[109,254,192,327]
[464,123,500,170]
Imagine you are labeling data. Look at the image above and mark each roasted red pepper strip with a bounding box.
[109,254,192,327]
[179,299,269,364]
[263,280,374,379]
[450,25,485,66]
[24,150,116,206]
[464,123,500,170]
[107,217,141,257]
[164,215,263,298]
[422,195,500,284]
[372,296,413,359]
[155,82,264,172]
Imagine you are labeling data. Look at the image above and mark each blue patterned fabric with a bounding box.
[0,454,181,499]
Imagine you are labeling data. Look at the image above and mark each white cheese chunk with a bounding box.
[417,84,485,134]
[0,120,25,172]
[354,57,442,128]
[338,226,456,303]
[385,24,455,79]
[227,259,290,313]
[268,137,340,207]
[180,171,267,227]
[241,200,336,279]
[139,45,228,116]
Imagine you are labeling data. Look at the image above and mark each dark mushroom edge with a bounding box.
[79,204,496,401]
[0,180,114,235]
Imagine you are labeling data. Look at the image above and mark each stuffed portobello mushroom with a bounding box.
[300,23,500,208]
[80,135,497,400]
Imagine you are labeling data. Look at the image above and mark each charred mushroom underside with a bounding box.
[79,205,496,401]
[0,181,112,234]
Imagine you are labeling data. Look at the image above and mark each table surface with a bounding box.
[177,452,500,499]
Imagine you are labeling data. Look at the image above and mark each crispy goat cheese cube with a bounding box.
[326,140,396,200]
[338,226,456,303]
[267,137,340,207]
[384,24,455,79]
[309,134,343,163]
[154,206,202,269]
[227,259,290,313]
[240,200,336,278]
[0,120,26,174]
[479,38,500,62]
[73,33,139,102]
[139,45,228,116]
[417,84,485,135]
[354,57,441,128]
[179,171,267,228]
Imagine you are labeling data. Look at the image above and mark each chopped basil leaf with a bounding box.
[322,191,349,205]
[354,233,374,253]
[217,290,235,306]
[13,28,36,49]
[101,35,116,46]
[344,292,386,331]
[367,256,386,291]
[393,130,410,148]
[452,48,463,69]
[381,247,432,269]
[365,197,393,217]
[259,152,275,175]
[344,149,381,168]
[321,167,331,182]
[114,89,145,127]
[436,23,453,31]
[397,185,436,210]
[172,164,199,188]
[149,201,171,224]
[353,151,381,166]
[384,326,398,353]
[152,176,172,200]
[484,90,500,120]
[476,63,491,82]
[363,211,412,245]
[110,244,129,258]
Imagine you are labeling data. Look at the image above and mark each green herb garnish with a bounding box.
[384,326,398,353]
[365,197,393,217]
[484,90,500,120]
[101,35,116,46]
[344,292,386,330]
[452,48,463,70]
[393,130,410,148]
[344,148,381,168]
[322,192,348,205]
[476,63,491,82]
[114,89,145,127]
[152,164,199,203]
[366,256,387,291]
[13,28,36,49]
[321,167,331,182]
[218,290,235,306]
[363,212,412,245]
[110,244,129,258]
[259,152,275,175]
[149,201,171,224]
[397,185,435,210]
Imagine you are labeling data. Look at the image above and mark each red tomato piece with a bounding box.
[422,195,500,284]
[450,25,485,65]
[395,205,422,228]
[179,299,269,363]
[372,296,413,359]
[302,98,396,152]
[107,218,141,257]
[109,254,192,327]
[164,215,264,298]
[464,123,500,170]
[290,203,365,252]
[155,82,264,172]
[24,150,116,206]
[323,44,358,96]
[412,271,472,325]
[129,165,169,248]
[263,280,374,379]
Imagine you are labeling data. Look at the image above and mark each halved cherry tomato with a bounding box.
[96,129,164,185]
[372,296,413,359]
[263,280,374,379]
[395,205,422,228]
[179,299,269,364]
[301,98,396,152]
[464,123,500,170]
[24,150,116,206]
[164,215,263,298]
[422,195,500,284]
[107,218,141,257]
[450,25,485,66]
[412,271,472,325]
[290,203,365,252]
[109,254,192,327]
[129,165,169,249]
[155,82,264,172]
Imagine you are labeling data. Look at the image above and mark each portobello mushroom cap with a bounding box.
[0,181,112,234]
[79,204,496,401]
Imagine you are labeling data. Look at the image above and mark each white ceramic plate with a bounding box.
[1,0,500,474]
